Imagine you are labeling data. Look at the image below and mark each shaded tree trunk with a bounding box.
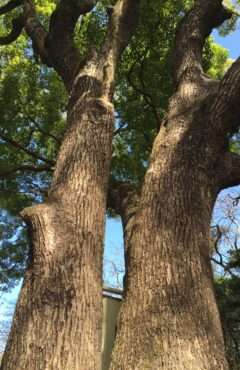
[0,1,139,369]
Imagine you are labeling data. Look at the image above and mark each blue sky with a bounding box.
[1,16,240,352]
[213,27,240,58]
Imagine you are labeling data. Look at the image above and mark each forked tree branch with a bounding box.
[46,0,98,89]
[0,0,50,63]
[0,0,99,88]
[0,0,140,96]
[172,0,232,86]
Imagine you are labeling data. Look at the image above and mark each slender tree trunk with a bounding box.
[1,74,114,370]
[110,116,229,369]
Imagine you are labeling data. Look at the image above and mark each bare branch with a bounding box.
[0,131,55,166]
[0,15,24,45]
[211,256,237,278]
[172,0,232,85]
[127,60,161,129]
[0,164,52,178]
[217,151,240,190]
[26,115,62,145]
[114,121,128,136]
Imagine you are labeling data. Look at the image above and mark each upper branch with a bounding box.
[47,0,98,90]
[23,0,51,66]
[100,0,140,98]
[0,0,24,46]
[0,14,24,45]
[0,0,22,15]
[172,0,232,85]
[0,0,50,63]
[217,151,240,190]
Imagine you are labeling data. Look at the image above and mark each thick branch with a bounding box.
[218,151,240,190]
[0,15,24,45]
[172,0,232,85]
[46,0,98,89]
[100,0,140,98]
[0,1,51,64]
[0,0,22,15]
[23,0,51,66]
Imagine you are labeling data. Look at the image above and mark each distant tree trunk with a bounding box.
[110,1,240,368]
[0,1,139,369]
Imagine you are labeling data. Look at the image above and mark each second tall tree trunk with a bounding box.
[110,118,229,370]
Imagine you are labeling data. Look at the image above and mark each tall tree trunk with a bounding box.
[109,1,237,368]
[0,1,139,369]
[1,75,114,370]
[110,121,229,369]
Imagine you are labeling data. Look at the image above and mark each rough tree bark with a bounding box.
[110,1,240,369]
[0,1,139,369]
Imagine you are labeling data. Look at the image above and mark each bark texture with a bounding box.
[1,90,114,370]
[0,1,139,369]
[109,1,238,369]
[110,117,229,370]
